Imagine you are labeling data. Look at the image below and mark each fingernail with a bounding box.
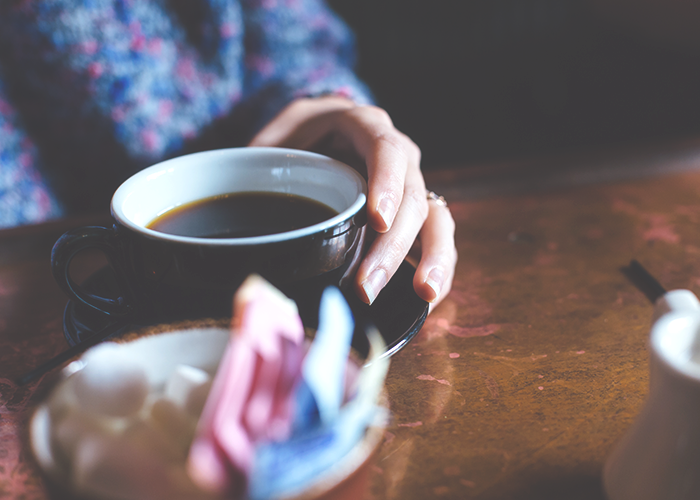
[424,267,444,302]
[362,268,388,305]
[376,196,396,230]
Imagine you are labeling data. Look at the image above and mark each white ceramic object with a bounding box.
[603,289,700,500]
[30,327,388,500]
[31,328,229,500]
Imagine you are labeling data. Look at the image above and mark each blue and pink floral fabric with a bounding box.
[0,0,371,227]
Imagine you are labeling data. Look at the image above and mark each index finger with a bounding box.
[338,106,419,234]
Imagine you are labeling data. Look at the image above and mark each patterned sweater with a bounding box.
[0,0,372,228]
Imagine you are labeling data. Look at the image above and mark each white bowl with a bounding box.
[30,327,386,500]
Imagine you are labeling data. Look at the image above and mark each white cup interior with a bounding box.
[111,148,367,245]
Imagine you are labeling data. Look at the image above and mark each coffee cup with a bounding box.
[51,148,368,323]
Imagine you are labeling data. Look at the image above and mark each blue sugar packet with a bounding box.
[248,327,389,500]
[293,287,354,431]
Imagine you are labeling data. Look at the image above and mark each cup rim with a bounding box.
[111,148,367,246]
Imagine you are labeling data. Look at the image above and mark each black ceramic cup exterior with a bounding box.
[51,148,368,323]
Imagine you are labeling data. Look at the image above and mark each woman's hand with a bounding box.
[249,96,457,309]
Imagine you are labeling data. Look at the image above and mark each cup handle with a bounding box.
[51,225,136,317]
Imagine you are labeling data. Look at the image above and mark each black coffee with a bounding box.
[147,191,338,238]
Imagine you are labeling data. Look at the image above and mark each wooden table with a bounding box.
[3,139,700,499]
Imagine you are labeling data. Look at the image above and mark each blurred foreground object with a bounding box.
[604,287,700,500]
[30,275,389,500]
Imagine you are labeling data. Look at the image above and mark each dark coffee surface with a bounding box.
[147,192,338,238]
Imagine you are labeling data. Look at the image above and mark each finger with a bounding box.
[366,130,418,235]
[430,268,454,314]
[412,198,458,307]
[337,107,419,235]
[248,97,354,148]
[354,168,428,305]
[254,104,419,237]
[262,105,416,235]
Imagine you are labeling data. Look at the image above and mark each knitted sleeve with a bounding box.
[0,0,371,226]
[0,75,63,228]
[239,0,374,131]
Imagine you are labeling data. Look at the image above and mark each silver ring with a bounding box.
[427,190,447,208]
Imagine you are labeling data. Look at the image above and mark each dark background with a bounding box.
[327,0,700,168]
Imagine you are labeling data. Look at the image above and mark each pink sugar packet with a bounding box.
[187,275,305,497]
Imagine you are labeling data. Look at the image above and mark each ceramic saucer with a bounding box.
[63,260,428,359]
